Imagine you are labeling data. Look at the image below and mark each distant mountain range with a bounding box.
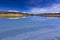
[0,11,60,18]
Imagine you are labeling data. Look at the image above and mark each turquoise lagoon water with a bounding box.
[0,16,60,40]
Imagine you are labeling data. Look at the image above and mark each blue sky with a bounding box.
[0,0,60,13]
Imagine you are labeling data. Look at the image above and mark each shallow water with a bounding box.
[0,16,60,40]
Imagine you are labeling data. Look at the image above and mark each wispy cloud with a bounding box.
[27,4,60,14]
[28,0,41,4]
[7,10,20,12]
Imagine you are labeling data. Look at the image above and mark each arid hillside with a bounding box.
[0,11,60,18]
[0,12,29,18]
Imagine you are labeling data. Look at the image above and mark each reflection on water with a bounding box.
[0,16,60,40]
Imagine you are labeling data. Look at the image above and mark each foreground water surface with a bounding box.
[0,16,60,40]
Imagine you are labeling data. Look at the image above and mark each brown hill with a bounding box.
[0,12,29,18]
[0,11,60,18]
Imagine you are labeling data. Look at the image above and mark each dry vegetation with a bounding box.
[0,12,28,18]
[0,11,60,18]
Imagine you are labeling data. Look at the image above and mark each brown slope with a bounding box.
[0,11,60,18]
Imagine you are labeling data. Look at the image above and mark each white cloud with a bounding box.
[22,11,27,13]
[7,10,20,12]
[28,4,60,14]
